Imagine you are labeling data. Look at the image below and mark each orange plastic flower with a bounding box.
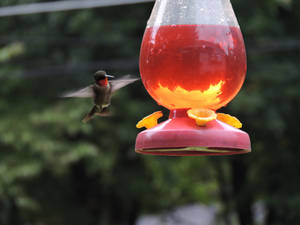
[217,113,242,129]
[136,111,163,129]
[187,108,217,126]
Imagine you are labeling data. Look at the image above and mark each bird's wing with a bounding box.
[110,75,140,93]
[61,85,94,98]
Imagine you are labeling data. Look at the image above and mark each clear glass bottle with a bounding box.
[139,0,247,110]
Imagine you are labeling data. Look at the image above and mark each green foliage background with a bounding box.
[0,0,300,225]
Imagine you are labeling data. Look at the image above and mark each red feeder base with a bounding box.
[135,109,251,156]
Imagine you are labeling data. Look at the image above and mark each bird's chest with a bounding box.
[93,85,111,106]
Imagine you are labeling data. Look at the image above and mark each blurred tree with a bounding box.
[0,2,217,225]
[0,0,299,225]
[216,0,300,225]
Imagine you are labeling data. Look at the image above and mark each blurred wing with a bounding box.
[61,85,94,98]
[110,75,140,93]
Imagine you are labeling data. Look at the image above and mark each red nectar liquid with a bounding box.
[140,24,247,110]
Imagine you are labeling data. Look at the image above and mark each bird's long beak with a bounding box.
[105,75,115,79]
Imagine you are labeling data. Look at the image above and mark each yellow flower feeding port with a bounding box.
[187,109,217,127]
[136,111,163,129]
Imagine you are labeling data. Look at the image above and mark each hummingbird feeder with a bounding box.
[135,0,251,156]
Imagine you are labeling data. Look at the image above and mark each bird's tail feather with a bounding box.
[82,105,98,123]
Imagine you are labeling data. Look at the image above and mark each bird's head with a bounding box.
[94,70,114,86]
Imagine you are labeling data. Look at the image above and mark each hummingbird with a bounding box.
[62,70,139,123]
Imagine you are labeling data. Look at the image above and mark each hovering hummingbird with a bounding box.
[62,70,139,123]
